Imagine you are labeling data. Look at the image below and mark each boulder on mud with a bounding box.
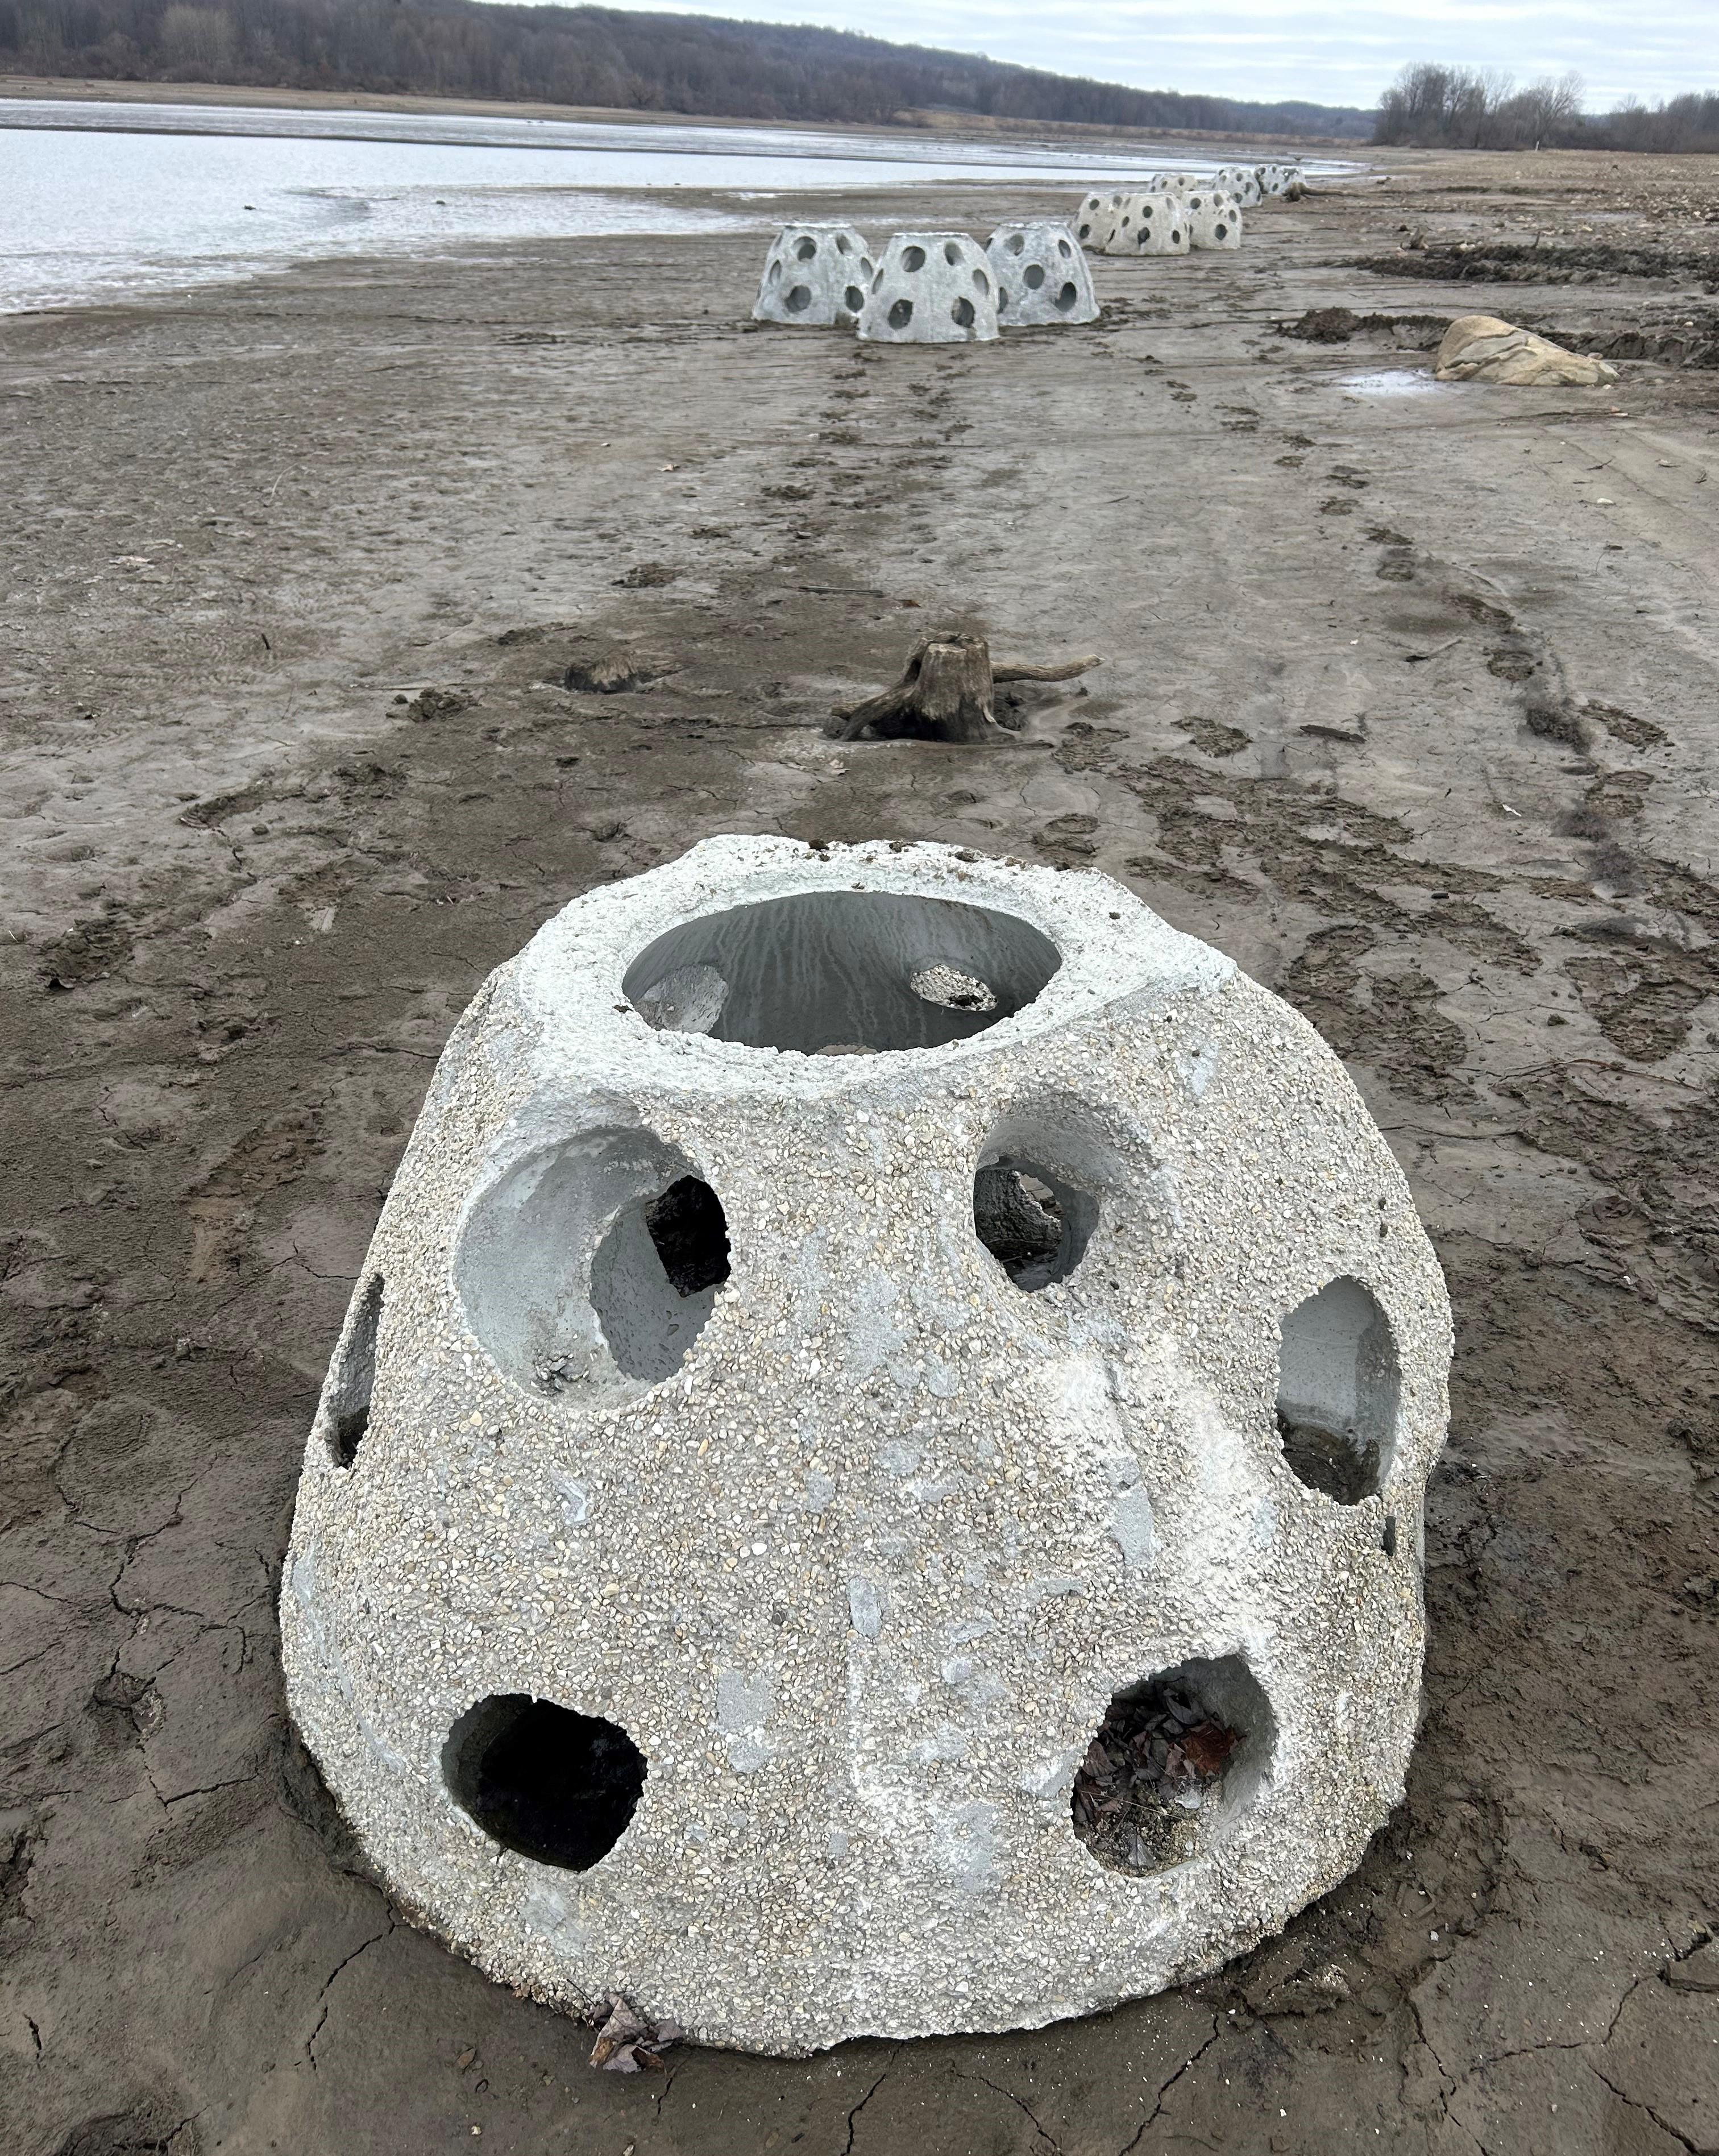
[1434,316,1620,387]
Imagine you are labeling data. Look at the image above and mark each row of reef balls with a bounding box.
[1076,160,1305,257]
[753,222,1099,345]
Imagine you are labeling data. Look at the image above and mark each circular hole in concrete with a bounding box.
[444,1694,646,1869]
[844,284,865,313]
[973,1161,1095,1290]
[1172,229,1184,246]
[888,297,914,330]
[1073,1655,1274,1875]
[1275,1277,1400,1504]
[324,1273,383,1468]
[457,1130,727,1399]
[1077,223,1091,240]
[911,964,996,1013]
[794,236,817,260]
[1023,263,1045,290]
[998,289,1010,313]
[1006,231,1026,254]
[834,233,852,254]
[785,285,812,314]
[944,240,962,265]
[952,296,976,329]
[591,1173,730,1382]
[972,1102,1117,1290]
[625,892,1060,1056]
[973,267,990,295]
[1215,223,1229,241]
[1055,283,1078,313]
[902,245,927,272]
[766,259,782,283]
[1058,237,1073,257]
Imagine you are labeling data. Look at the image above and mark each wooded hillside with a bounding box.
[0,0,1375,136]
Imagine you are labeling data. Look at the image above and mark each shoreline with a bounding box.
[0,69,1373,155]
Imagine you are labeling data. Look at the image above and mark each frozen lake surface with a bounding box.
[0,98,1357,313]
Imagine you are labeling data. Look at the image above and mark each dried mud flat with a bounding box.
[2,144,1717,2156]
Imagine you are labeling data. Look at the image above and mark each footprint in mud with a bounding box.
[1179,716,1249,757]
[40,910,132,992]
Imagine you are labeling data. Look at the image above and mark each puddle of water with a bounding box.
[1336,368,1454,398]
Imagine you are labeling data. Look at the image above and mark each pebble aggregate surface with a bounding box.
[281,834,1452,2054]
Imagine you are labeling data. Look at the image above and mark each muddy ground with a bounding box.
[2,143,1717,2155]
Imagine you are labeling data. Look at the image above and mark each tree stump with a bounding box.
[827,631,1101,743]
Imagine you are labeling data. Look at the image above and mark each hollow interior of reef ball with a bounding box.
[1072,1678,1243,1873]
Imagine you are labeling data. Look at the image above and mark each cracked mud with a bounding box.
[2,137,1717,2156]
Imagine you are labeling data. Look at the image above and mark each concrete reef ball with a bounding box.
[1105,192,1190,257]
[857,231,999,343]
[752,223,875,327]
[985,222,1099,326]
[1186,190,1243,251]
[280,835,1452,2057]
[1075,190,1122,250]
[1214,164,1266,207]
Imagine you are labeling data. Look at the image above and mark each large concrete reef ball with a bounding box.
[752,223,875,326]
[1186,190,1244,251]
[985,222,1099,326]
[1106,193,1191,257]
[858,232,1000,343]
[280,836,1452,2056]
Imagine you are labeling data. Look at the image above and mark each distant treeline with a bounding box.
[0,0,1376,135]
[1375,64,1719,153]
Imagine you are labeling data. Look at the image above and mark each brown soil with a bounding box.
[2,144,1717,2156]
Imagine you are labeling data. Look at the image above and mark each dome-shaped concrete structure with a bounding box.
[1186,189,1243,251]
[1105,192,1190,257]
[857,232,999,343]
[281,837,1451,2057]
[986,222,1099,326]
[752,223,875,327]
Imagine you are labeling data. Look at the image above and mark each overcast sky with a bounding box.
[568,2,1707,112]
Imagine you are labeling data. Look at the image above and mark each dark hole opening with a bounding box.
[327,1273,383,1469]
[1073,1672,1243,1875]
[888,297,914,330]
[1276,1278,1398,1505]
[444,1694,646,1870]
[1276,1411,1380,1505]
[645,1175,732,1297]
[973,1158,1096,1290]
[1024,262,1046,289]
[1382,1513,1398,1558]
[591,1172,730,1382]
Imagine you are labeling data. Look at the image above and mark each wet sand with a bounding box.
[2,148,1717,2155]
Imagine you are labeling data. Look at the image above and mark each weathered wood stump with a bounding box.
[827,631,1101,743]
